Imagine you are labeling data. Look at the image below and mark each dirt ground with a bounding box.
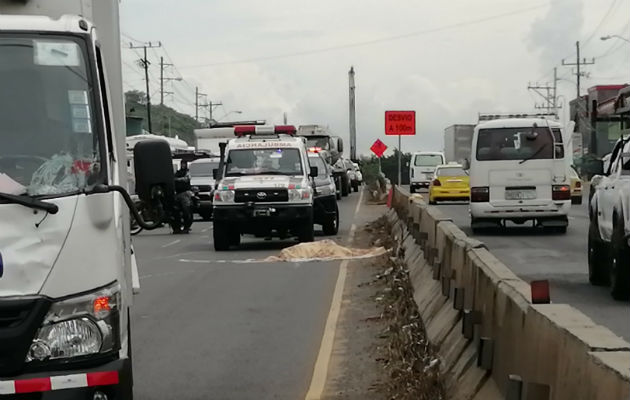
[322,214,445,400]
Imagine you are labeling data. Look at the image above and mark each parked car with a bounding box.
[189,157,220,220]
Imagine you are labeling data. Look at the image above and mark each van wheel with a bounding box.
[610,215,630,301]
[213,222,230,251]
[588,213,609,286]
[323,204,339,236]
[410,187,415,194]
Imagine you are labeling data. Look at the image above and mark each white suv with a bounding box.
[212,125,317,250]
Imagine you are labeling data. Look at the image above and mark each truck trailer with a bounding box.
[443,124,475,164]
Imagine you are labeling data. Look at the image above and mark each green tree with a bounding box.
[125,91,201,145]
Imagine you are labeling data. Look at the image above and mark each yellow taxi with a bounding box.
[428,164,470,205]
[568,166,583,205]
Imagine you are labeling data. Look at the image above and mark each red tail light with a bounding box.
[552,185,571,200]
[471,187,489,202]
[432,179,441,186]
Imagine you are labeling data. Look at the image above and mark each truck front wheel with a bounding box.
[213,221,231,251]
[588,213,609,286]
[610,216,630,301]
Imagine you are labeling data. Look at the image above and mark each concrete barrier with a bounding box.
[389,186,630,400]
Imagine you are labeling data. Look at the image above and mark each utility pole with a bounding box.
[562,41,595,152]
[562,41,595,100]
[527,80,555,115]
[207,100,223,122]
[348,66,357,161]
[159,57,175,105]
[195,87,207,123]
[283,112,288,124]
[128,42,161,133]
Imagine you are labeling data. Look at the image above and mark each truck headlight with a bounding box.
[26,284,120,362]
[214,190,235,203]
[289,189,310,201]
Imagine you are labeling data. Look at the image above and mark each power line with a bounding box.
[581,0,620,48]
[179,1,562,69]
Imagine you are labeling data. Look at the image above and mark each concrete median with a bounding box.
[389,186,630,400]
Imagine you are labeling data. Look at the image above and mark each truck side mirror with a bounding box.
[213,169,219,180]
[133,140,175,204]
[310,166,319,178]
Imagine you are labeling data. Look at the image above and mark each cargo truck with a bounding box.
[0,1,154,397]
[443,124,475,164]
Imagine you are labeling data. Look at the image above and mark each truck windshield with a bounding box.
[189,161,220,177]
[0,35,102,198]
[226,148,303,176]
[414,154,443,167]
[476,127,556,161]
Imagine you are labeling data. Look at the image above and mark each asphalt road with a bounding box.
[427,194,630,341]
[130,192,366,399]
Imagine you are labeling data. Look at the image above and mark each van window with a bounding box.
[476,127,555,161]
[414,154,443,166]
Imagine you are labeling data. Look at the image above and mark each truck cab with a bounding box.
[212,125,317,250]
[409,151,445,192]
[0,1,135,397]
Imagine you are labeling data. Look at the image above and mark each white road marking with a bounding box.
[161,239,181,248]
[305,189,363,400]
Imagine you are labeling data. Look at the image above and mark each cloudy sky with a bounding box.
[120,0,630,156]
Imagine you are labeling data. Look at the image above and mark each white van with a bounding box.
[469,118,571,233]
[409,151,445,192]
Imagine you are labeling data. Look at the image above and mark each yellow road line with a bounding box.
[305,189,363,400]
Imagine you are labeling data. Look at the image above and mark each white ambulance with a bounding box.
[212,126,317,250]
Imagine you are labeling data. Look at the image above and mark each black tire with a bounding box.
[298,211,315,242]
[588,212,609,286]
[352,181,359,192]
[543,225,567,234]
[572,196,583,205]
[410,186,415,194]
[336,190,342,200]
[200,211,212,221]
[230,229,241,247]
[213,221,231,251]
[341,176,349,197]
[323,204,339,236]
[610,215,630,301]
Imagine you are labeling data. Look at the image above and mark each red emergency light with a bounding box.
[308,147,322,153]
[234,125,297,137]
[274,125,297,135]
[234,125,256,137]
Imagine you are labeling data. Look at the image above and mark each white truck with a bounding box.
[0,1,149,397]
[588,136,630,300]
[443,124,475,164]
[212,125,317,250]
